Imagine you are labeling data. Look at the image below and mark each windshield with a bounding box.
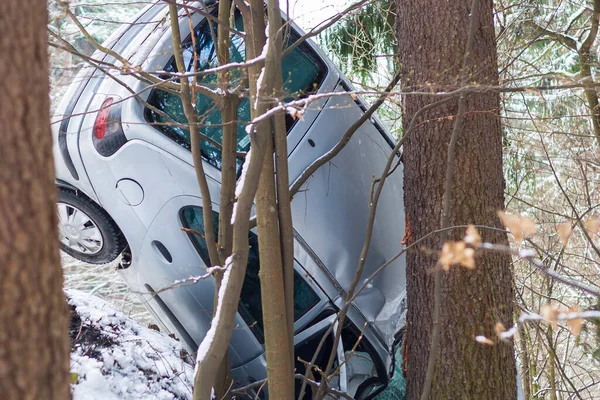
[145,12,327,172]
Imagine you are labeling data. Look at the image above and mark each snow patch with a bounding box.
[254,67,266,109]
[194,259,233,368]
[231,149,252,224]
[68,290,194,399]
[519,248,537,258]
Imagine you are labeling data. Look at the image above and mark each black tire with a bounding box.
[57,188,127,264]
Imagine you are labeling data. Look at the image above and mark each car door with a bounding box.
[138,195,336,369]
[77,91,221,256]
[133,195,262,367]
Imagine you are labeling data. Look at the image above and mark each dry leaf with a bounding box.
[566,306,584,336]
[557,222,573,246]
[521,217,537,237]
[350,92,358,101]
[439,242,455,271]
[475,335,494,345]
[585,217,600,237]
[542,303,560,329]
[464,225,482,246]
[497,211,537,244]
[497,211,522,242]
[567,318,584,336]
[462,248,476,269]
[439,241,476,271]
[494,322,506,339]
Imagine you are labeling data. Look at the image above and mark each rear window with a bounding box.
[180,206,320,343]
[146,12,327,171]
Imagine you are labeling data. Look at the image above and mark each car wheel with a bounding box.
[57,188,126,264]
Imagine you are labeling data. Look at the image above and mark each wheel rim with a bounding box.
[57,202,104,255]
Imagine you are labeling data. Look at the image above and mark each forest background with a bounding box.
[47,0,600,398]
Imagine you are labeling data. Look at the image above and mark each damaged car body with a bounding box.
[53,2,406,398]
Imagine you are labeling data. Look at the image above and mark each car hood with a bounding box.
[288,84,407,347]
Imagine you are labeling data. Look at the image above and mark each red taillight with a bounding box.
[94,97,114,139]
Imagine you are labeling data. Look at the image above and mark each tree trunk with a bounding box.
[0,1,71,399]
[255,128,295,398]
[579,0,600,145]
[193,2,293,398]
[396,0,517,398]
[253,0,294,397]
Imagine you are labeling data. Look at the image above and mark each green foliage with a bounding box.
[314,1,401,136]
[322,0,396,82]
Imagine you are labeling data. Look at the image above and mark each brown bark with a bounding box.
[274,109,296,361]
[168,6,229,400]
[253,0,294,397]
[168,6,221,273]
[217,0,238,265]
[517,325,531,399]
[270,0,296,379]
[396,0,517,398]
[579,0,600,145]
[0,1,71,399]
[193,2,291,398]
[255,128,295,398]
[214,3,236,397]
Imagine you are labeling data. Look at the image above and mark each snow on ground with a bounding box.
[68,289,194,400]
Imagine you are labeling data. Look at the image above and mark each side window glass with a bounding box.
[146,12,326,172]
[179,206,219,267]
[294,327,335,399]
[180,206,320,343]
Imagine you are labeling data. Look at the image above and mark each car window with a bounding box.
[146,12,327,172]
[180,206,320,343]
[294,326,335,399]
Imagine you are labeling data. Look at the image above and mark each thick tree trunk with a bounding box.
[396,0,517,398]
[0,1,71,399]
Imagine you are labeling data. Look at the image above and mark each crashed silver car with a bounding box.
[53,2,406,398]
